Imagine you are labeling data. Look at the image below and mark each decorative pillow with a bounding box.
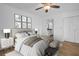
[27,32,33,36]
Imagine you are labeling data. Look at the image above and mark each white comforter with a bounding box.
[20,40,48,56]
[8,35,49,56]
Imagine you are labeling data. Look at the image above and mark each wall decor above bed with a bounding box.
[14,14,32,29]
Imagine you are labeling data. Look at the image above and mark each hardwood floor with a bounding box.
[0,46,14,56]
[58,41,79,56]
[0,41,79,56]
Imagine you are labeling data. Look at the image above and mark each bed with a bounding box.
[5,31,49,56]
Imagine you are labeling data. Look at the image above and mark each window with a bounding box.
[14,14,32,29]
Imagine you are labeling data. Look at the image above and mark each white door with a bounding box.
[64,15,79,43]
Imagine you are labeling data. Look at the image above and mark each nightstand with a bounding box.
[0,37,14,49]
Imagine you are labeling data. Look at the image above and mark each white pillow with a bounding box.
[15,32,28,38]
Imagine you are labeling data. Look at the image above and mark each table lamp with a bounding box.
[35,28,38,34]
[3,29,11,38]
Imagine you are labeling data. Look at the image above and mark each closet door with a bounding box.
[64,15,79,43]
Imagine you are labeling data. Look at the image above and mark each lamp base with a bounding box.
[35,31,37,34]
[5,33,10,38]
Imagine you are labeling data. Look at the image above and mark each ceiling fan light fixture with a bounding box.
[44,6,50,10]
[35,3,60,13]
[44,6,50,13]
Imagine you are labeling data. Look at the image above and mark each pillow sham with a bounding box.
[15,32,28,38]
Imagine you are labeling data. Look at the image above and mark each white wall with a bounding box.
[53,10,79,42]
[0,3,79,43]
[41,10,79,42]
[33,3,79,42]
[0,4,43,35]
[41,14,64,41]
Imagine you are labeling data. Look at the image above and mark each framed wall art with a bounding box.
[14,14,32,29]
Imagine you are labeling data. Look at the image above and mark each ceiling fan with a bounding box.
[35,3,60,13]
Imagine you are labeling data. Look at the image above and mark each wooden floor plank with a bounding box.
[0,46,14,56]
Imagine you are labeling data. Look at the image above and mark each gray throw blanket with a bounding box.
[24,37,42,47]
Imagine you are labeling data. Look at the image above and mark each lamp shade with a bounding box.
[35,28,38,31]
[3,29,11,33]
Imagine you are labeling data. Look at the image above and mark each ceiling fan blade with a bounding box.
[50,5,60,8]
[35,7,43,10]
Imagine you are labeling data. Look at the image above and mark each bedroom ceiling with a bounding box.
[4,3,79,13]
[4,3,79,18]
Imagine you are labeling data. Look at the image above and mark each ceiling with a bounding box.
[4,3,79,18]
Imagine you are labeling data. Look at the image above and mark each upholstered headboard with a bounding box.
[11,29,32,37]
[0,29,32,38]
